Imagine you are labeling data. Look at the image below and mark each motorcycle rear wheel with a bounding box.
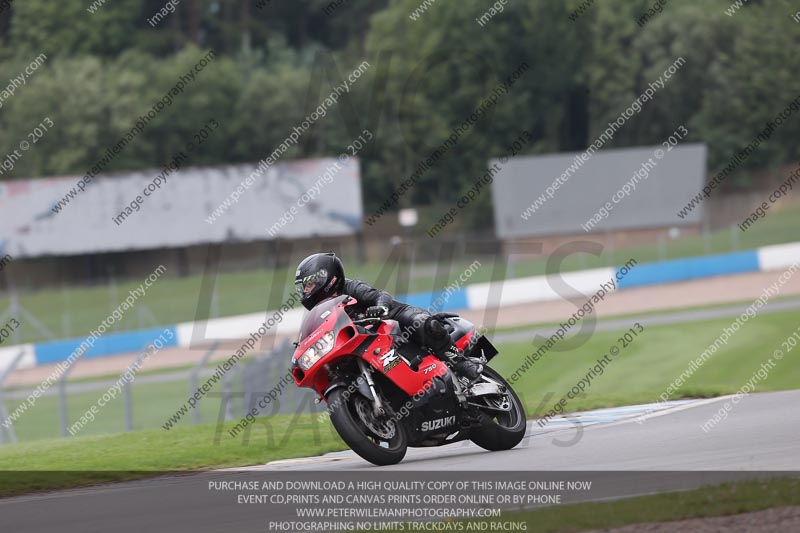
[327,387,407,466]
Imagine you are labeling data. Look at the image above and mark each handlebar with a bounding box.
[352,317,382,326]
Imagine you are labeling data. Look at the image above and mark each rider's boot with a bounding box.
[442,344,483,381]
[408,353,423,372]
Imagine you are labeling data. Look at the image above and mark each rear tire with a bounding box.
[327,387,407,466]
[469,366,527,451]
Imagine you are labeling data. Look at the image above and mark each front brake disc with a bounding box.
[353,395,396,439]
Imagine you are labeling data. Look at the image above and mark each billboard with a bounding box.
[491,143,707,239]
[0,157,362,258]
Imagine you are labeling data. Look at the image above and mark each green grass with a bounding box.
[1,308,798,495]
[3,376,228,441]
[490,307,800,416]
[3,203,800,345]
[449,477,800,533]
[2,352,277,441]
[4,307,799,442]
[0,412,347,495]
[2,351,265,393]
[8,306,799,443]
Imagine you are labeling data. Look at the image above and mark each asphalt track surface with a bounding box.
[3,391,798,532]
[249,390,800,472]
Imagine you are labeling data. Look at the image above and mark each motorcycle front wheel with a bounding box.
[327,387,407,466]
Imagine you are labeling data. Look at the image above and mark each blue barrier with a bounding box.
[27,243,800,366]
[34,326,178,365]
[616,250,760,290]
[401,288,469,312]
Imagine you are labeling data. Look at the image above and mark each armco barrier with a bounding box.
[616,250,759,290]
[33,326,178,365]
[757,242,800,271]
[0,344,36,373]
[403,288,469,311]
[174,309,304,346]
[14,241,800,367]
[465,267,614,310]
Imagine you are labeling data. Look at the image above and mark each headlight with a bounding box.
[297,332,335,371]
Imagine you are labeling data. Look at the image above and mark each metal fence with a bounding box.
[0,338,323,445]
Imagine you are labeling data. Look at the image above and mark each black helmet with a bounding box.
[294,252,345,310]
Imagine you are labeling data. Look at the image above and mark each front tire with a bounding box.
[327,387,407,466]
[469,366,527,451]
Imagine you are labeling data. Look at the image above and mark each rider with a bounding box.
[294,252,483,380]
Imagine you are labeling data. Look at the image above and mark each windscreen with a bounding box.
[297,294,349,341]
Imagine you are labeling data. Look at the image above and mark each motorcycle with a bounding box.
[290,294,527,466]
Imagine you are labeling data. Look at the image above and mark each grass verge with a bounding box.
[0,412,346,496]
[460,477,800,533]
[489,307,800,416]
[1,308,798,495]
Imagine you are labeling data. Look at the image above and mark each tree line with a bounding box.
[0,0,797,228]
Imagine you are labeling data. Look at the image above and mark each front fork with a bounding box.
[357,358,386,416]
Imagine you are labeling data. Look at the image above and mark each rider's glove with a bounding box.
[365,305,389,319]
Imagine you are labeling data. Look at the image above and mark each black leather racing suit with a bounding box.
[341,279,451,356]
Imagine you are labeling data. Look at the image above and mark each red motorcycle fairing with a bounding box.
[291,295,450,399]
